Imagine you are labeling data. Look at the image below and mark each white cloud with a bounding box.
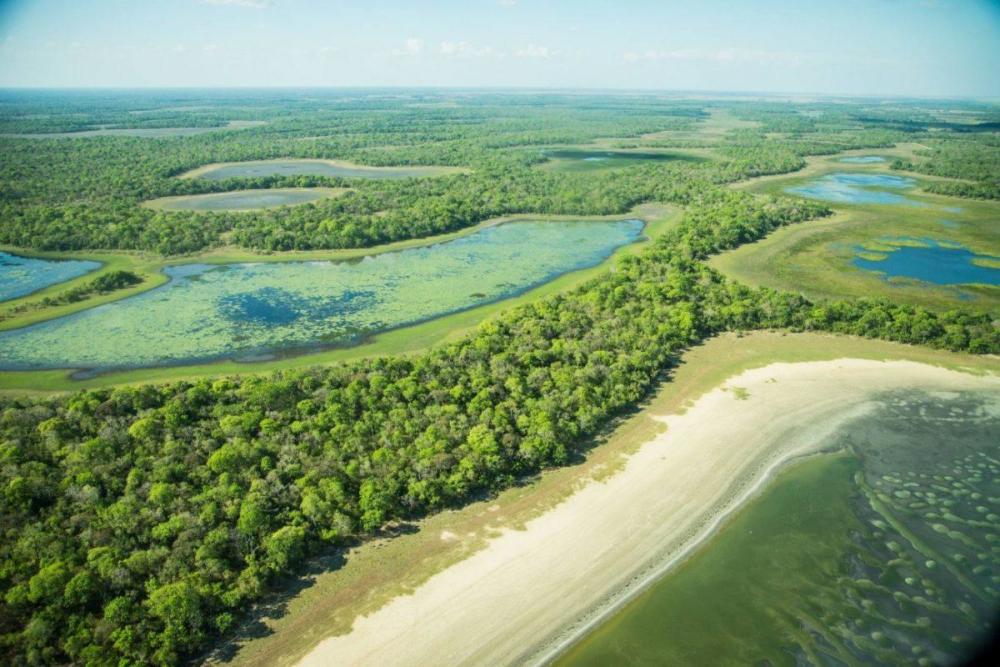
[439,41,497,58]
[515,44,551,59]
[200,0,271,9]
[392,38,424,57]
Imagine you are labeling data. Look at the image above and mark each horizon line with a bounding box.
[0,85,996,103]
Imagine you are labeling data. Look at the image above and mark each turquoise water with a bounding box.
[788,172,924,206]
[560,389,1000,666]
[0,251,101,301]
[193,159,450,180]
[0,220,642,371]
[854,240,1000,286]
[839,156,887,164]
[148,188,335,211]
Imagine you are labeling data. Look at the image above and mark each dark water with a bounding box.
[0,251,101,301]
[559,389,1000,666]
[854,240,1000,286]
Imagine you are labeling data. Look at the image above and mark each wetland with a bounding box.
[787,172,925,207]
[854,239,1000,286]
[0,220,643,372]
[0,251,101,302]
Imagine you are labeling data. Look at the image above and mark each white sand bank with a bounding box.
[296,359,999,667]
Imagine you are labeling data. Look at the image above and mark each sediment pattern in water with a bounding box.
[559,389,1000,666]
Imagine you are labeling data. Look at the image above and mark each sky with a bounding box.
[0,0,997,97]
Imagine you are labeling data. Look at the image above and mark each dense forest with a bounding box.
[1,92,998,666]
[0,91,952,255]
[891,136,1000,200]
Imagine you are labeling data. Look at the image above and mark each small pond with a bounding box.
[189,159,461,181]
[0,251,101,302]
[145,188,342,212]
[788,172,924,206]
[838,156,887,164]
[542,149,703,172]
[0,220,643,371]
[853,239,1000,286]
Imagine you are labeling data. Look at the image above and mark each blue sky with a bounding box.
[0,0,997,96]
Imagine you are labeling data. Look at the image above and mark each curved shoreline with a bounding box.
[292,359,999,667]
[525,409,869,666]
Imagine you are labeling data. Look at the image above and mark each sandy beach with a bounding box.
[291,358,999,667]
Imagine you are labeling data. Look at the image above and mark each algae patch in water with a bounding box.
[0,220,642,371]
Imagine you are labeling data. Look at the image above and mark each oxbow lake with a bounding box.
[0,251,100,302]
[0,220,643,372]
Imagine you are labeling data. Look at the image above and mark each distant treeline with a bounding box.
[892,137,1000,200]
[0,95,914,255]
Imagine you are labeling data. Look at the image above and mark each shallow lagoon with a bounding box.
[854,240,1000,286]
[560,389,1000,666]
[788,172,924,206]
[542,149,702,172]
[839,156,887,164]
[144,188,341,212]
[0,220,642,371]
[189,159,460,181]
[0,251,100,301]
